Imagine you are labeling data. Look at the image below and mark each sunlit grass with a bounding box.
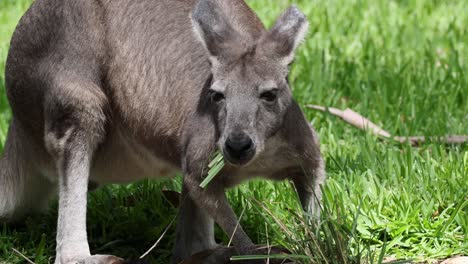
[0,0,466,263]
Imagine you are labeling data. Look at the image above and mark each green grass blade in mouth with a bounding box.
[200,151,225,188]
[208,151,224,168]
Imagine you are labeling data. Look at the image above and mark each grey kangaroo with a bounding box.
[0,0,325,263]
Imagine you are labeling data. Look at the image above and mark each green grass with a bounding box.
[1,0,467,263]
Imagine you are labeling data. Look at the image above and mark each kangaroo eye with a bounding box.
[260,90,277,102]
[211,91,225,103]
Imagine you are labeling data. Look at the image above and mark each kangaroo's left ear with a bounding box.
[258,5,309,65]
[191,0,243,60]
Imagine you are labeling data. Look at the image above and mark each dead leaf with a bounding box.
[382,256,397,263]
[440,256,468,264]
[307,105,468,146]
[307,105,391,137]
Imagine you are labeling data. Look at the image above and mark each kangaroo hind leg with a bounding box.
[44,77,124,264]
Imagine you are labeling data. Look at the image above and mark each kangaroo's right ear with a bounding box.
[258,5,309,65]
[191,0,242,60]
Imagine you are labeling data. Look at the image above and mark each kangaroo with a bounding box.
[0,0,325,263]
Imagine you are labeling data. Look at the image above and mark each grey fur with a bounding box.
[0,0,325,263]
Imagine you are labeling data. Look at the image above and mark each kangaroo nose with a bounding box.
[225,132,254,159]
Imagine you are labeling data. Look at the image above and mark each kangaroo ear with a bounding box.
[191,0,242,59]
[259,5,309,64]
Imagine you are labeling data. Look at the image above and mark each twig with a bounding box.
[306,105,468,146]
[228,206,246,247]
[394,135,468,146]
[12,248,36,264]
[140,215,177,259]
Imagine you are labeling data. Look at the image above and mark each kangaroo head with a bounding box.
[192,0,308,166]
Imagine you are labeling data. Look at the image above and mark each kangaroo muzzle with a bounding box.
[223,131,256,165]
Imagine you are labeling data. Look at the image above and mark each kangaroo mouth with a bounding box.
[223,148,256,166]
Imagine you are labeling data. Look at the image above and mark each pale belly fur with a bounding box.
[90,128,180,184]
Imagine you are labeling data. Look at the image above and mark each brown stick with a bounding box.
[306,105,468,145]
[394,135,468,146]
